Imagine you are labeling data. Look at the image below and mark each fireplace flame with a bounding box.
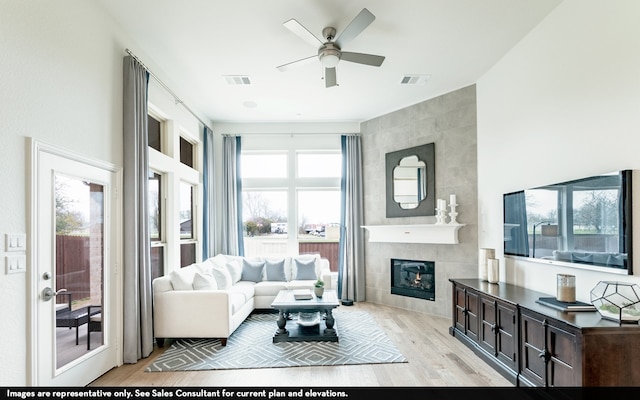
[414,272,422,285]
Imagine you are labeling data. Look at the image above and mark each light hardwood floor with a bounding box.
[89,302,512,387]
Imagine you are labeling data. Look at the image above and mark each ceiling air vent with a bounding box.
[224,75,252,86]
[400,74,430,85]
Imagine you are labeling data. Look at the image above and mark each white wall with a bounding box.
[0,0,145,385]
[477,0,640,301]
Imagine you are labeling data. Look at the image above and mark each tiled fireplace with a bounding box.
[390,258,435,301]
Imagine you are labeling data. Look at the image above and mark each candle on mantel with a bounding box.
[450,194,457,206]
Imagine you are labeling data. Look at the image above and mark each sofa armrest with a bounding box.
[321,271,338,290]
[153,290,232,338]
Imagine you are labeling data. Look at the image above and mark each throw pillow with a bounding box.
[192,272,218,290]
[293,257,317,280]
[241,259,265,283]
[210,263,233,290]
[225,257,243,284]
[265,258,286,282]
[169,268,195,290]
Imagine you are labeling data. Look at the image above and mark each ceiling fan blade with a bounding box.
[325,67,337,88]
[335,8,375,48]
[276,55,317,72]
[341,52,385,67]
[283,18,324,48]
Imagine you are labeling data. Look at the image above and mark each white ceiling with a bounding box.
[95,0,561,124]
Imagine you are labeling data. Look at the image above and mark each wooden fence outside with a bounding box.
[56,235,90,304]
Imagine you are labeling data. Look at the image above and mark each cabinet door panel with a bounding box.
[479,296,497,354]
[547,323,578,386]
[465,290,479,341]
[453,286,467,333]
[496,301,517,369]
[520,312,546,386]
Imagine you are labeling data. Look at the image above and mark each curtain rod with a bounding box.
[126,48,213,133]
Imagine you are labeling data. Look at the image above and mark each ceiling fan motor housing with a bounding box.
[322,27,337,41]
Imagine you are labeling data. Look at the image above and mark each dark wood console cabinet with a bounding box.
[450,279,640,387]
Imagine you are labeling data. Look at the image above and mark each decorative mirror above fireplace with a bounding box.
[386,143,435,217]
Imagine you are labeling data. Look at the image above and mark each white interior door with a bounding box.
[30,140,121,386]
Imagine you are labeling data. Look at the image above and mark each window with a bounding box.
[180,182,196,267]
[180,136,194,168]
[147,98,202,276]
[242,153,287,178]
[148,115,162,152]
[240,136,341,270]
[149,171,165,280]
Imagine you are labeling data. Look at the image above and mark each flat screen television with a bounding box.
[503,170,632,275]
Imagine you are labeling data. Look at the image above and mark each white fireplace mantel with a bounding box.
[361,224,465,244]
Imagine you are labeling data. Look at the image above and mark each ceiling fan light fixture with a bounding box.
[319,44,341,68]
[321,53,340,68]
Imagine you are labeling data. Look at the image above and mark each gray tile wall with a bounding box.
[360,84,478,318]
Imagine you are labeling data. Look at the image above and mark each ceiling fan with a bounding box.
[276,8,385,88]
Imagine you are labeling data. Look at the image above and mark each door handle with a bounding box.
[42,287,55,301]
[41,287,66,302]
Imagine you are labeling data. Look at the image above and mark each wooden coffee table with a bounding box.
[270,289,340,343]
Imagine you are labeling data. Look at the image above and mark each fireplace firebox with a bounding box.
[390,258,435,301]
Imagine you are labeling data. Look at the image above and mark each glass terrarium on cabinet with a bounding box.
[590,281,640,324]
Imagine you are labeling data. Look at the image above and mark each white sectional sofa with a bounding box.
[152,253,335,346]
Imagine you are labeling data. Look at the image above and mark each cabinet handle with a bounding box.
[461,307,467,315]
[490,324,497,333]
[538,350,550,362]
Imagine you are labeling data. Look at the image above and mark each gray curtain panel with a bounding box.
[122,55,154,363]
[221,135,243,256]
[339,135,366,302]
[202,126,216,259]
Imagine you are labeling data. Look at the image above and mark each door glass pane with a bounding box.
[242,190,288,257]
[55,174,104,368]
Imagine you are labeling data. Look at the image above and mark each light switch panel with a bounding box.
[5,233,26,252]
[6,255,26,274]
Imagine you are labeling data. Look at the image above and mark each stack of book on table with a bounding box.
[536,297,596,312]
[293,289,313,300]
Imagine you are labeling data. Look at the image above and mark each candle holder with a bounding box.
[448,202,459,225]
[435,206,447,225]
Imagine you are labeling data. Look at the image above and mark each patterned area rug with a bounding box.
[146,309,407,371]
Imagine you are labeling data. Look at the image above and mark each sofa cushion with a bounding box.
[228,291,248,315]
[286,280,317,290]
[265,258,287,281]
[293,257,317,280]
[192,272,218,290]
[254,281,288,297]
[242,259,266,282]
[229,281,256,303]
[169,268,196,290]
